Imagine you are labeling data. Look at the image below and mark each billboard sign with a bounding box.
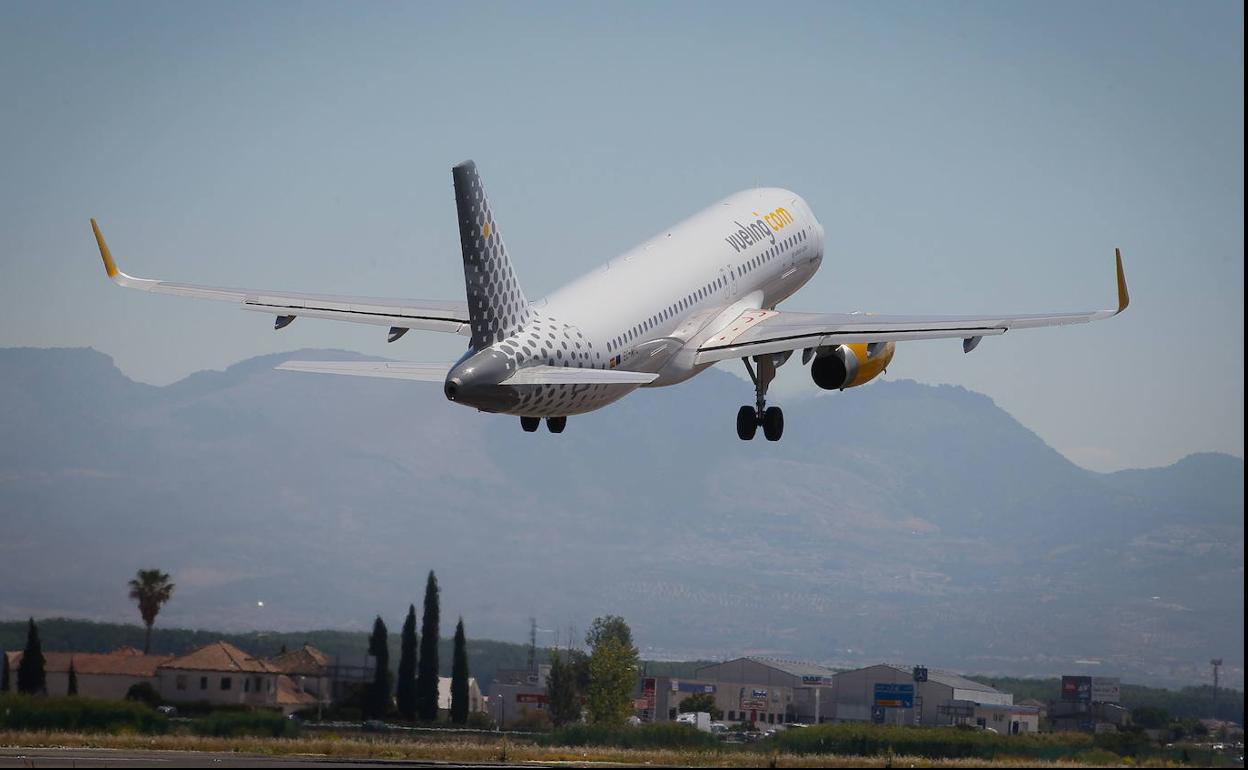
[671,680,717,694]
[739,687,768,710]
[801,675,832,685]
[1091,677,1120,703]
[873,683,915,708]
[1061,676,1092,702]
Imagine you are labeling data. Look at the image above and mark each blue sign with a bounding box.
[674,681,716,694]
[874,683,915,708]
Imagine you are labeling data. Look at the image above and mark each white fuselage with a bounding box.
[471,188,824,417]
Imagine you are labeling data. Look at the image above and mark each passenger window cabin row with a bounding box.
[606,228,808,354]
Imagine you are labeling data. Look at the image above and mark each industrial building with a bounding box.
[644,658,1037,734]
[830,664,1038,733]
[689,658,837,725]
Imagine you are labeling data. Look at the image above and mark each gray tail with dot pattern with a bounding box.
[453,160,532,351]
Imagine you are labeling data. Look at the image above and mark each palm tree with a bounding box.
[128,569,175,654]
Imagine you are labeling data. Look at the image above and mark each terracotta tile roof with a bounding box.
[160,641,278,673]
[267,645,329,676]
[5,649,172,677]
[274,674,318,707]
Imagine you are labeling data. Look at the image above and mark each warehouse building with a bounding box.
[830,664,1037,733]
[669,659,1034,733]
[692,658,839,725]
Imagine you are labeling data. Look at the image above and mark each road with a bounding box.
[0,748,540,768]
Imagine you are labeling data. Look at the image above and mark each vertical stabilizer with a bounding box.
[453,160,531,350]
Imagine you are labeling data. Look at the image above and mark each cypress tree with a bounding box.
[67,659,79,696]
[17,618,46,695]
[450,617,469,724]
[396,604,418,720]
[415,571,440,721]
[1,650,9,692]
[364,616,391,719]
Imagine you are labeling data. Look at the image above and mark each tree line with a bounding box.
[361,570,474,724]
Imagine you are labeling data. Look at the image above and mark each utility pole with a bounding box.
[528,617,537,673]
[1210,659,1222,720]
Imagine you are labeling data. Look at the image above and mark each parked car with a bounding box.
[155,705,177,717]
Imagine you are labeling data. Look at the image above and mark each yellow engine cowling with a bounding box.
[809,342,896,390]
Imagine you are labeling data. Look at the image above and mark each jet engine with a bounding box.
[809,342,896,390]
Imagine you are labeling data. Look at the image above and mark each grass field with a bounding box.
[0,730,1170,767]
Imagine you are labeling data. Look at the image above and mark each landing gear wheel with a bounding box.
[546,416,567,434]
[520,416,540,432]
[762,406,784,442]
[736,406,758,441]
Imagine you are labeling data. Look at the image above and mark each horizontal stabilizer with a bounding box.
[502,366,658,385]
[276,360,451,381]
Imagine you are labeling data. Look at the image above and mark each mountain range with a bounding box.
[0,346,1241,689]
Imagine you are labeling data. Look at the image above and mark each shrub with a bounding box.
[507,707,552,732]
[770,722,1094,761]
[540,721,721,750]
[464,711,496,730]
[124,682,161,707]
[0,693,168,734]
[192,709,300,738]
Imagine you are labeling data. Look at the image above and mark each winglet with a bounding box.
[1114,247,1129,314]
[91,218,119,279]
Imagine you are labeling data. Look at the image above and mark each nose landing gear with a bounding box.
[737,355,784,441]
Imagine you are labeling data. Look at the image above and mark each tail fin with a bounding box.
[453,160,531,350]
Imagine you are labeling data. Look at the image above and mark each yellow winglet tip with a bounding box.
[91,218,119,279]
[1114,247,1129,314]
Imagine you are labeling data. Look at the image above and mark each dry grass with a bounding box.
[0,730,1125,767]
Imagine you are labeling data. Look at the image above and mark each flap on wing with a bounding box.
[502,366,658,385]
[276,360,451,381]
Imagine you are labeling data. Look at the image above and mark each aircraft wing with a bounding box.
[276,361,454,381]
[277,361,657,385]
[91,220,470,335]
[696,249,1129,364]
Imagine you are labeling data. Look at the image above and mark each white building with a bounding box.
[4,647,171,699]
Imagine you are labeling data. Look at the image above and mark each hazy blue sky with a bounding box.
[1,1,1242,471]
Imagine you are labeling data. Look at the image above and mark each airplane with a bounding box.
[90,160,1129,441]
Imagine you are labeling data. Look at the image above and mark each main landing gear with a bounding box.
[520,416,566,433]
[737,355,784,441]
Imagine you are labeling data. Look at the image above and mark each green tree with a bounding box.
[396,604,418,721]
[16,618,45,695]
[450,617,470,725]
[679,692,722,719]
[1131,705,1170,729]
[127,569,175,654]
[67,659,78,696]
[546,648,581,726]
[585,615,638,725]
[415,571,441,722]
[585,615,633,650]
[364,616,392,719]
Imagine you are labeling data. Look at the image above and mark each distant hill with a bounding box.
[0,346,1241,689]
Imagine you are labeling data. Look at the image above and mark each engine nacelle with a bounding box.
[810,342,896,390]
